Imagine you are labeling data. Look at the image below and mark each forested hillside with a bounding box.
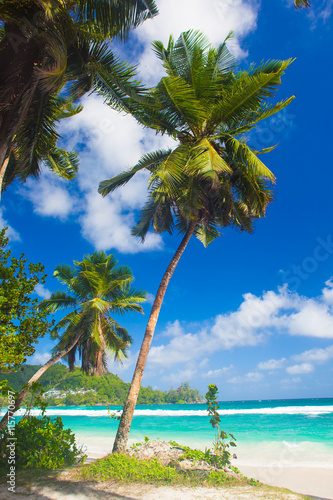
[0,365,202,406]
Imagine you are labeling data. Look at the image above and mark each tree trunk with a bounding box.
[112,220,197,453]
[96,317,106,376]
[0,156,9,196]
[0,332,82,432]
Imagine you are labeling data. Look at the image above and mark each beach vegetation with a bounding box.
[0,390,85,472]
[0,251,145,431]
[0,228,52,371]
[39,251,146,376]
[205,384,237,467]
[0,364,202,406]
[79,452,240,486]
[99,29,294,453]
[0,415,85,472]
[0,0,158,195]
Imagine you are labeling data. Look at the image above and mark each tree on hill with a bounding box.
[0,251,146,431]
[0,0,158,194]
[99,30,294,453]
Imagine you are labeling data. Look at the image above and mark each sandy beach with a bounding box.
[238,465,333,500]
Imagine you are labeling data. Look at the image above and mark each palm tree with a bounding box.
[1,94,82,193]
[40,251,146,375]
[0,0,158,193]
[0,250,146,431]
[99,30,294,453]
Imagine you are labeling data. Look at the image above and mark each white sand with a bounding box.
[238,464,333,500]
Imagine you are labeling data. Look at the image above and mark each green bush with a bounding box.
[81,453,180,483]
[0,415,85,471]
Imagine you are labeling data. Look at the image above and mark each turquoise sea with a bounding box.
[8,398,333,467]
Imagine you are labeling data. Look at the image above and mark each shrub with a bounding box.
[0,415,85,472]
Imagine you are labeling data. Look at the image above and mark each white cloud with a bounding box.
[293,345,333,364]
[145,293,155,305]
[257,358,286,370]
[35,284,51,300]
[203,366,233,378]
[286,363,314,375]
[135,0,259,85]
[141,280,333,385]
[79,189,162,253]
[29,352,52,365]
[21,173,76,220]
[162,368,197,384]
[228,371,263,384]
[19,2,261,254]
[0,207,20,241]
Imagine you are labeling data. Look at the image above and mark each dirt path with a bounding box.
[0,470,314,500]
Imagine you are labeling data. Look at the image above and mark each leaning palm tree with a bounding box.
[0,0,158,193]
[0,250,146,431]
[99,30,294,453]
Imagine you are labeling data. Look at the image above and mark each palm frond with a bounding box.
[99,149,171,196]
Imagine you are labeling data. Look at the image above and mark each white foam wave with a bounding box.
[2,405,333,417]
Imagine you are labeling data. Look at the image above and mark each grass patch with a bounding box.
[79,453,244,487]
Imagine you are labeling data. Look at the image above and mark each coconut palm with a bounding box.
[40,251,146,375]
[0,250,146,432]
[0,0,158,193]
[1,93,82,193]
[99,30,294,452]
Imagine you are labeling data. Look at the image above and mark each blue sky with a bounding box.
[2,0,333,400]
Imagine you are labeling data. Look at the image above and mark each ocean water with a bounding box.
[5,398,333,467]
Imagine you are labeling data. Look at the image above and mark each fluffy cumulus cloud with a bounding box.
[19,1,260,254]
[293,345,333,364]
[141,280,333,385]
[20,172,77,220]
[34,284,51,300]
[286,363,314,375]
[134,0,259,84]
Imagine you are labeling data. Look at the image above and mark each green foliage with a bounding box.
[0,229,52,371]
[81,453,180,483]
[205,384,237,468]
[39,251,146,376]
[0,415,85,472]
[80,449,244,487]
[0,0,158,191]
[99,30,294,247]
[0,365,201,406]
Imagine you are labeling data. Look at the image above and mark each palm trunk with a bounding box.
[96,317,106,376]
[112,220,197,453]
[0,332,82,433]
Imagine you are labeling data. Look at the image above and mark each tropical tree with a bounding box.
[1,94,82,193]
[99,30,294,453]
[0,250,146,431]
[0,0,158,194]
[40,251,146,376]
